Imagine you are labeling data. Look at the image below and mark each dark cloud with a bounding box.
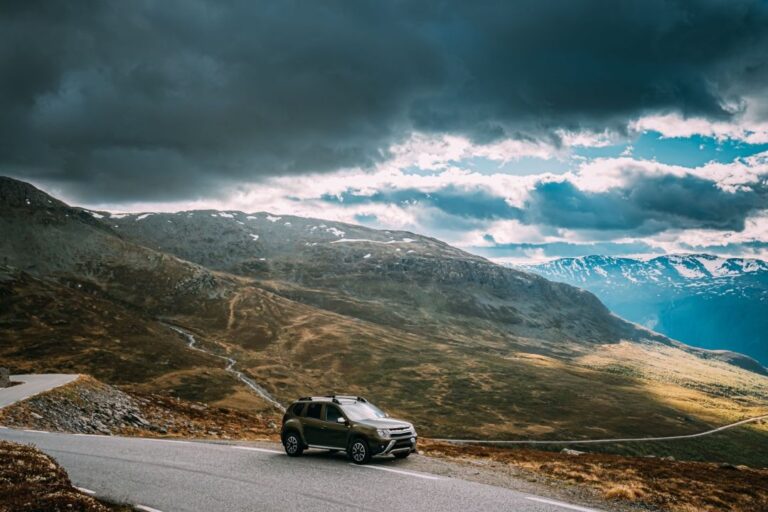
[525,173,767,234]
[322,186,521,220]
[2,0,768,201]
[321,169,768,235]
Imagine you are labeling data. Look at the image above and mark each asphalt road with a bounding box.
[0,374,79,408]
[0,428,601,512]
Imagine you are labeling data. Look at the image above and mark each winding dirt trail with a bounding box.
[165,323,285,412]
[226,292,242,331]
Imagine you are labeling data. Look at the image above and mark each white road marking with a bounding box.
[526,496,602,512]
[70,433,194,445]
[23,429,48,434]
[140,438,194,445]
[232,446,283,454]
[136,505,164,512]
[75,487,95,495]
[350,464,442,480]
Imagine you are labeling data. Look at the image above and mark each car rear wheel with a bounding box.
[283,432,303,457]
[348,438,371,464]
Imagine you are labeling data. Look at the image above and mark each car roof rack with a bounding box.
[329,395,367,403]
[297,395,368,403]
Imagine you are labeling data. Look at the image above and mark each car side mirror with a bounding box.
[337,417,347,424]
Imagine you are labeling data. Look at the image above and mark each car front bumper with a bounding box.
[375,435,417,456]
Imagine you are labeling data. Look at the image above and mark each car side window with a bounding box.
[306,403,322,419]
[325,405,343,423]
[291,403,305,416]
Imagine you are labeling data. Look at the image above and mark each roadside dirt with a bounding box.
[419,439,768,512]
[0,441,134,512]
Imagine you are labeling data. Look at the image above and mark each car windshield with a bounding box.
[340,402,387,421]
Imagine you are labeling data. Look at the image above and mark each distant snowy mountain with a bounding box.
[523,254,768,365]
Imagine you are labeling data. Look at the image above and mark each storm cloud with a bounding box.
[2,0,768,201]
[320,162,768,236]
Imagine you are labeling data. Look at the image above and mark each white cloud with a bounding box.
[631,111,768,144]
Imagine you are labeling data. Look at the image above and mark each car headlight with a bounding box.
[377,429,391,438]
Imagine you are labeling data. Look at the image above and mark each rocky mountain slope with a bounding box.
[2,177,767,458]
[526,255,768,365]
[107,208,653,348]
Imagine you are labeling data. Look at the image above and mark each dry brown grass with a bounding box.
[420,439,768,512]
[0,441,124,512]
[602,482,648,501]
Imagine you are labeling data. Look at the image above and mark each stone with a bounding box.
[0,367,10,388]
[561,448,585,456]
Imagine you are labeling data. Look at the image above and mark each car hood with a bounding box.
[355,418,413,430]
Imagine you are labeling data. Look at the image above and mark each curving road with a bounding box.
[0,428,602,512]
[434,413,768,446]
[0,373,79,408]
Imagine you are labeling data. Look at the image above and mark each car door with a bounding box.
[303,403,324,445]
[321,404,349,448]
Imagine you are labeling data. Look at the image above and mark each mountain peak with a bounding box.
[0,176,68,209]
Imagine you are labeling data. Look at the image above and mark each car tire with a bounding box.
[283,431,304,457]
[393,451,410,459]
[348,437,371,464]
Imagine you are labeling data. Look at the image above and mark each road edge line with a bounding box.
[349,463,442,480]
[526,496,602,512]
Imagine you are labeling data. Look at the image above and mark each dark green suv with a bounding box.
[280,395,417,464]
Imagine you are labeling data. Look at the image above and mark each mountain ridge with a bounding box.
[524,254,768,366]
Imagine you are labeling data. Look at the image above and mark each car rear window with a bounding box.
[291,403,305,416]
[306,403,322,419]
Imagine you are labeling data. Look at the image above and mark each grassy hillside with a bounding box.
[1,177,767,465]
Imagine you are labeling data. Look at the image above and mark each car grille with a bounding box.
[389,427,413,439]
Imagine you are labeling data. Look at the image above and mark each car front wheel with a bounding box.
[283,432,304,457]
[348,438,371,464]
